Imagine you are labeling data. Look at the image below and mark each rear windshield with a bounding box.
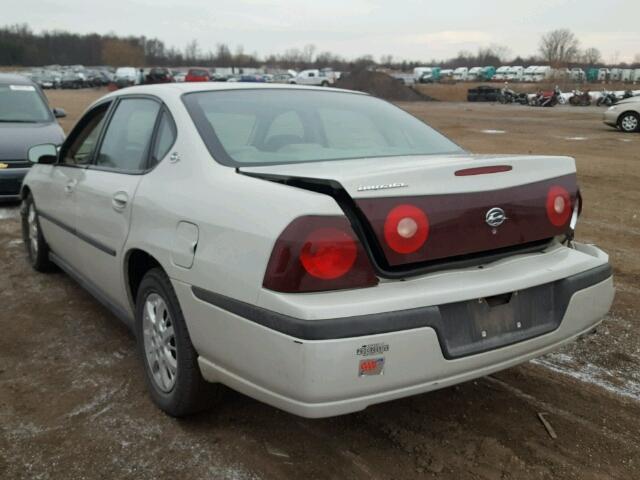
[189,69,208,77]
[183,89,463,166]
[0,84,51,123]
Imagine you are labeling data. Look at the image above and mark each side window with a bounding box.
[61,103,110,166]
[96,98,160,172]
[150,110,177,167]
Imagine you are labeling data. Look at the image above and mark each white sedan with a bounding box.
[21,83,614,418]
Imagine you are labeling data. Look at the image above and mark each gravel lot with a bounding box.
[1,88,639,479]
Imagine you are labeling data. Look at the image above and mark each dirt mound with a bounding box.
[335,70,434,101]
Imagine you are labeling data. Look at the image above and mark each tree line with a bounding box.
[1,24,638,70]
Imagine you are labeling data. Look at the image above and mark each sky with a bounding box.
[4,0,640,62]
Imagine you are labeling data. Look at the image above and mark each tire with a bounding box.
[21,193,55,272]
[618,112,640,133]
[135,268,221,417]
[321,81,329,87]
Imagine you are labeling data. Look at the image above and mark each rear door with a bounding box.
[73,96,163,310]
[35,102,111,272]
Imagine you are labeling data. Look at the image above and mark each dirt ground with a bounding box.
[1,89,639,480]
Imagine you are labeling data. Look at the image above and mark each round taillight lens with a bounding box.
[546,186,571,227]
[383,204,429,254]
[299,227,358,279]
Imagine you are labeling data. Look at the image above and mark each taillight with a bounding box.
[546,186,571,227]
[263,216,378,293]
[299,227,357,279]
[383,204,429,254]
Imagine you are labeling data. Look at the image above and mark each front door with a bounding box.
[74,97,162,311]
[35,102,110,272]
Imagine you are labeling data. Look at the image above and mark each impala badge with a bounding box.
[485,207,507,228]
[357,182,407,192]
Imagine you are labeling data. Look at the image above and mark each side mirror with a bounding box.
[52,108,67,118]
[28,144,58,164]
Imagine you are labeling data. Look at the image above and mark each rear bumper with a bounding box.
[175,242,614,418]
[0,167,29,199]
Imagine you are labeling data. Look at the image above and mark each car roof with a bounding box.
[0,73,36,86]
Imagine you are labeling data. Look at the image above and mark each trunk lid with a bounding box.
[240,154,578,269]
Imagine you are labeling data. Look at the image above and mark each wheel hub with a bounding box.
[142,293,177,392]
[27,204,39,256]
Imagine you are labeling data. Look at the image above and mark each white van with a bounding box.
[453,67,469,81]
[610,68,623,82]
[570,68,586,82]
[467,67,483,81]
[493,66,510,81]
[506,66,524,82]
[598,69,610,82]
[533,66,552,82]
[523,66,538,82]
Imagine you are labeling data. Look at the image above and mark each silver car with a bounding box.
[603,96,640,132]
[21,83,614,418]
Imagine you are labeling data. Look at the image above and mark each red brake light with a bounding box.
[299,227,357,279]
[263,216,378,293]
[383,204,429,254]
[546,186,571,227]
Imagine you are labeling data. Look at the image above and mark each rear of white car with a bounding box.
[22,84,614,418]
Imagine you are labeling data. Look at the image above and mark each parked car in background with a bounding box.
[271,73,294,84]
[60,72,84,89]
[290,69,337,86]
[20,83,613,418]
[0,74,65,201]
[185,68,211,82]
[173,70,187,82]
[603,97,640,132]
[115,67,139,88]
[146,68,174,84]
[467,85,500,102]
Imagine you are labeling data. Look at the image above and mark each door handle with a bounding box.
[64,179,77,193]
[112,192,129,212]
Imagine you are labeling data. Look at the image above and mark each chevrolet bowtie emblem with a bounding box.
[0,163,8,169]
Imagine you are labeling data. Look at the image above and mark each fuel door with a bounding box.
[172,221,199,269]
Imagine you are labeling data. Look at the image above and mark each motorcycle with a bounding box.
[530,87,562,107]
[596,90,618,107]
[569,90,592,106]
[498,87,529,105]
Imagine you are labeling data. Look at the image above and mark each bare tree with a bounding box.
[184,39,199,63]
[539,29,579,66]
[301,44,316,64]
[488,44,512,63]
[581,47,602,66]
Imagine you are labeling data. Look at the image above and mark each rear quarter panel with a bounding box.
[125,94,344,308]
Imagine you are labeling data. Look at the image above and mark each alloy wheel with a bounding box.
[142,293,178,392]
[621,114,639,132]
[27,204,39,256]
